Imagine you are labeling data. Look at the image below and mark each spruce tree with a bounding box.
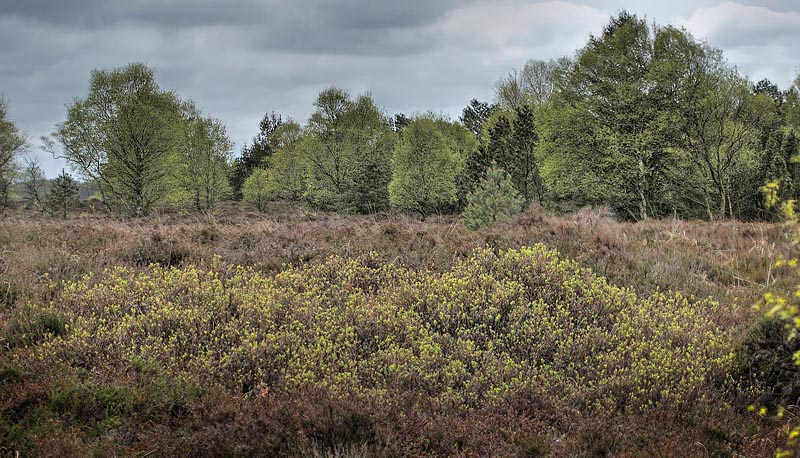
[46,170,80,218]
[509,105,542,204]
[783,130,799,200]
[230,112,282,199]
[463,114,513,197]
[462,165,524,230]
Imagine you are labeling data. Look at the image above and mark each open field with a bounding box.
[2,203,799,457]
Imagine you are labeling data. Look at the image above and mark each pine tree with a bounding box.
[46,170,80,219]
[230,112,282,199]
[462,165,524,230]
[509,105,542,204]
[463,115,513,197]
[782,130,799,200]
[460,99,493,138]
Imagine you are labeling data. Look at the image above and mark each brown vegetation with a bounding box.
[0,202,797,456]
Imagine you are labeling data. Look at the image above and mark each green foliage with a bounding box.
[14,245,733,420]
[529,15,786,221]
[759,181,800,456]
[171,104,233,211]
[237,122,307,209]
[459,99,494,138]
[463,106,542,205]
[786,89,800,132]
[229,112,282,199]
[241,168,272,212]
[261,121,306,201]
[557,12,662,220]
[761,130,792,207]
[0,97,26,212]
[784,130,800,200]
[4,302,68,349]
[538,98,630,213]
[53,63,184,216]
[463,166,524,229]
[494,58,567,110]
[303,88,395,213]
[389,117,461,218]
[45,170,80,219]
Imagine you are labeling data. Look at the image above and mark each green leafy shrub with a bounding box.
[3,303,67,349]
[241,168,272,212]
[35,246,731,412]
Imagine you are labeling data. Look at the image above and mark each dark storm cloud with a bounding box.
[4,0,466,36]
[0,1,798,176]
[4,0,269,27]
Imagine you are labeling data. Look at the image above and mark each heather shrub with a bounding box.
[3,302,68,349]
[123,232,193,267]
[0,245,740,455]
[740,317,800,412]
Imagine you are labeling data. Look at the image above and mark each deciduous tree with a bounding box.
[242,168,271,212]
[303,88,395,212]
[173,103,233,211]
[20,156,47,211]
[52,63,182,216]
[0,97,26,212]
[389,117,460,218]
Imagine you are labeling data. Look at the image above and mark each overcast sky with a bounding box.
[1,0,799,176]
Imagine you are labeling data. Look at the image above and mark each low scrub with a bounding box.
[2,246,748,456]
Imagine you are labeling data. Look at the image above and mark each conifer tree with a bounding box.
[463,165,524,230]
[508,105,542,204]
[463,114,512,197]
[46,170,80,218]
[783,130,799,200]
[230,112,282,199]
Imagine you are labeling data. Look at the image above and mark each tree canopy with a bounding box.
[0,97,26,211]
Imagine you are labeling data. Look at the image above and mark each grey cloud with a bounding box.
[684,2,800,48]
[1,0,799,177]
[2,0,269,27]
[682,2,800,87]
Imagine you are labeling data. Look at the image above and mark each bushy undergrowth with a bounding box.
[0,205,793,455]
[0,203,789,310]
[1,245,756,456]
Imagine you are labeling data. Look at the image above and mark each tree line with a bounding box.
[1,11,799,225]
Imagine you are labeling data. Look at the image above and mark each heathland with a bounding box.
[2,203,799,456]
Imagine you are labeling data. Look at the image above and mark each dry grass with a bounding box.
[0,201,796,456]
[0,202,790,311]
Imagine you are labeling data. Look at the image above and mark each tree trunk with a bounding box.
[638,158,648,220]
[704,189,714,221]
